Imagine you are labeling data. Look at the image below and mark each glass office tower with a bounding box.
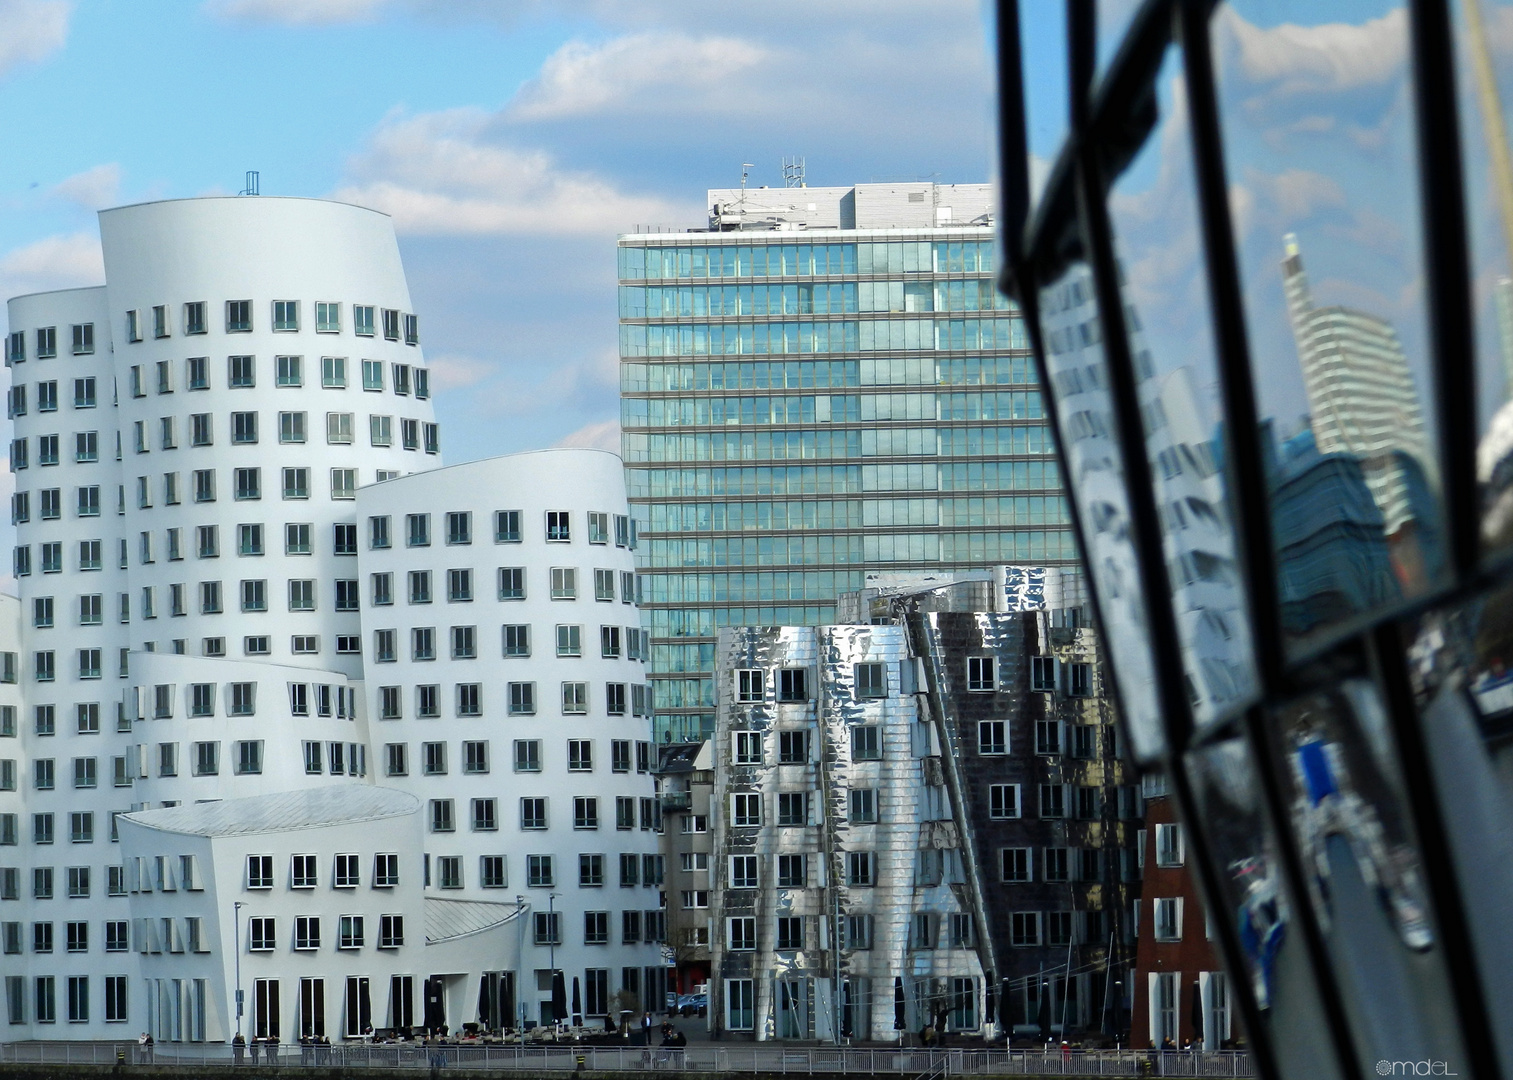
[618,182,1074,742]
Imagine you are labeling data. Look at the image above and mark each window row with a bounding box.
[135,681,356,721]
[382,737,653,778]
[368,510,635,550]
[244,852,398,892]
[372,624,648,668]
[115,301,416,344]
[5,324,96,361]
[1,702,130,738]
[114,411,435,454]
[428,795,662,835]
[731,725,883,765]
[997,846,1137,884]
[375,678,651,720]
[732,662,892,703]
[719,911,978,953]
[0,811,114,846]
[2,972,130,1025]
[246,913,405,953]
[6,464,390,510]
[2,918,143,956]
[529,908,666,947]
[370,567,639,607]
[509,852,665,890]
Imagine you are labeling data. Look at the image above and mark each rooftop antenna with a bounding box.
[782,156,806,188]
[737,163,755,220]
[239,171,260,196]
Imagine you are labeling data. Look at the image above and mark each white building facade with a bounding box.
[354,452,665,1027]
[0,196,659,1041]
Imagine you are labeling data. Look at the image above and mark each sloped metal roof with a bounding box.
[122,784,420,838]
[425,897,525,944]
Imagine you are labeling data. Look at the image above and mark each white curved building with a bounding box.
[355,450,665,1026]
[0,196,655,1042]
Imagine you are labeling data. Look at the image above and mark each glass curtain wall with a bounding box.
[620,223,1069,743]
[999,1,1513,1078]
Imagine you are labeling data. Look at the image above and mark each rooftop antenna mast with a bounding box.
[239,171,260,196]
[738,163,755,219]
[782,156,806,188]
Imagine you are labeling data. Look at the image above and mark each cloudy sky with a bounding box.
[0,0,999,463]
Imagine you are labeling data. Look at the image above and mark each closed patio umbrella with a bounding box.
[573,977,583,1027]
[550,971,567,1026]
[984,976,996,1025]
[1036,980,1051,1041]
[893,978,906,1031]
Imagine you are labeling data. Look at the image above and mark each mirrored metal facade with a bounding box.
[708,573,1137,1043]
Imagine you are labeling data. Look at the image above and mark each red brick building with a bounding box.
[1129,779,1240,1049]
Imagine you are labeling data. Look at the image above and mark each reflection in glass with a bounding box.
[1185,737,1339,1080]
[1211,1,1446,652]
[1038,265,1164,759]
[1271,682,1466,1069]
[1403,595,1513,1076]
[1106,47,1259,732]
[1455,0,1513,551]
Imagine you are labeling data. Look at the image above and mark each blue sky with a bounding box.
[0,0,999,463]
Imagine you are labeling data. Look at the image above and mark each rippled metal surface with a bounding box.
[711,625,985,1041]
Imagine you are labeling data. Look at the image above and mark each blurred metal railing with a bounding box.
[0,1041,1255,1076]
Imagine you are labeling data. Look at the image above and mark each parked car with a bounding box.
[676,993,707,1017]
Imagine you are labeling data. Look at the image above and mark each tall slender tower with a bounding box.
[1281,233,1434,537]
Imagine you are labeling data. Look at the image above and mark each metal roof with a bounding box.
[122,784,420,838]
[424,898,525,944]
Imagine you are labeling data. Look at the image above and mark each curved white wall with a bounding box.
[5,286,131,1040]
[0,197,442,1039]
[356,450,664,1022]
[101,197,439,676]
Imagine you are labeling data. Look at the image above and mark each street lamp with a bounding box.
[548,892,559,1023]
[233,901,245,1039]
[515,895,528,1031]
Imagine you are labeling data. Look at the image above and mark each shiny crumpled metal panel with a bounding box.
[711,623,985,1042]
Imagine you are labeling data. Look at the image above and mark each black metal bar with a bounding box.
[1408,0,1480,578]
[995,0,1031,287]
[1176,0,1287,695]
[1076,146,1196,755]
[1069,1,1095,133]
[1368,621,1503,1080]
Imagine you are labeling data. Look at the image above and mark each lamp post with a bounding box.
[548,892,559,1022]
[233,902,245,1039]
[515,895,528,1030]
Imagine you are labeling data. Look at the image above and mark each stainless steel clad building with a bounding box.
[706,568,1138,1042]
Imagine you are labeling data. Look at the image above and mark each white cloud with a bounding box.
[1217,7,1408,96]
[334,108,699,236]
[0,231,103,300]
[0,0,70,79]
[1232,166,1346,236]
[508,32,766,121]
[555,419,620,453]
[204,0,394,24]
[425,352,492,391]
[49,162,120,210]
